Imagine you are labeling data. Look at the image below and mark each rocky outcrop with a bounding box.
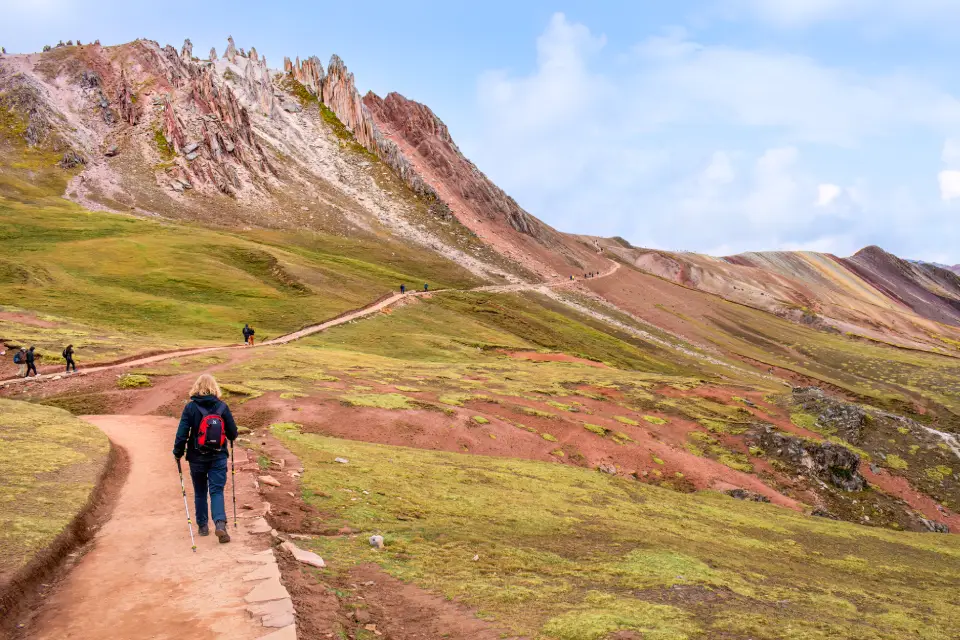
[116,69,138,125]
[322,55,375,150]
[748,425,866,491]
[181,39,193,61]
[209,47,217,61]
[363,91,543,238]
[243,54,276,118]
[224,36,238,63]
[284,56,324,97]
[793,387,867,444]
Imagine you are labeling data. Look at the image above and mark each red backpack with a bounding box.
[195,402,227,454]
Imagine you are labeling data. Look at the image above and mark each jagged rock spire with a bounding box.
[249,47,258,62]
[181,39,193,60]
[209,47,217,61]
[322,55,374,150]
[225,36,237,63]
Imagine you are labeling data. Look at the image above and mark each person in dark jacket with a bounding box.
[400,284,406,294]
[423,283,429,292]
[24,346,37,377]
[242,324,255,347]
[63,344,76,373]
[172,374,239,543]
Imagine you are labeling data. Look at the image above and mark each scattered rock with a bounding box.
[183,141,199,154]
[920,518,950,533]
[280,541,326,568]
[598,462,617,475]
[259,475,281,487]
[334,457,349,464]
[811,508,840,520]
[353,609,372,624]
[369,535,385,549]
[104,145,119,157]
[185,151,199,161]
[724,488,771,503]
[281,101,302,113]
[472,554,480,561]
[242,503,253,510]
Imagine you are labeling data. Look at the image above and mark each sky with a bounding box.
[3,0,960,261]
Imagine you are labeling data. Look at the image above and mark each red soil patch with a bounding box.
[861,467,960,531]
[0,312,58,328]
[503,350,608,368]
[253,391,800,510]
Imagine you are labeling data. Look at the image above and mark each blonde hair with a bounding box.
[190,374,222,398]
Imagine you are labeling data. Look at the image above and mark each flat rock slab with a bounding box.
[249,517,273,534]
[243,563,281,581]
[259,475,281,487]
[248,598,294,618]
[257,624,296,640]
[244,577,290,604]
[238,549,276,564]
[281,540,326,568]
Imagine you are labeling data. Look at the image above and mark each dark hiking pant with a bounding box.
[25,362,37,377]
[66,358,76,372]
[189,456,228,527]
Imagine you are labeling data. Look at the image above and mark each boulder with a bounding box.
[258,475,281,487]
[280,540,326,568]
[747,425,866,491]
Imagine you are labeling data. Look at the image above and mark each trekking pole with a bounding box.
[230,440,238,528]
[176,458,197,552]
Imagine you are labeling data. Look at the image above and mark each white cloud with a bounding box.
[628,30,960,145]
[938,171,960,200]
[817,183,842,206]
[467,13,960,260]
[943,139,960,166]
[723,0,960,28]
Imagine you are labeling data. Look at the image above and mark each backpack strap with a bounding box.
[195,401,226,418]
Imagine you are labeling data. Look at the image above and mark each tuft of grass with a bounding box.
[0,400,109,578]
[116,373,150,389]
[642,415,667,425]
[541,433,558,442]
[472,416,490,425]
[583,423,608,436]
[885,454,909,471]
[615,416,639,426]
[339,393,414,410]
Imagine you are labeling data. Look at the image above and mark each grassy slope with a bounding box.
[0,195,480,360]
[0,399,109,580]
[275,423,960,640]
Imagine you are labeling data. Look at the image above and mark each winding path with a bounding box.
[26,416,290,640]
[0,263,623,389]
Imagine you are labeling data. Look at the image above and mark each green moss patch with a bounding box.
[274,424,960,639]
[0,400,109,578]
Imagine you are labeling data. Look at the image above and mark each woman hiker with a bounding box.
[172,374,239,543]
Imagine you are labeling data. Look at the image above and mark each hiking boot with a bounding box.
[215,521,230,544]
[198,524,209,537]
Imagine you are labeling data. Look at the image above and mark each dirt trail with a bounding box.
[1,260,626,390]
[25,416,276,640]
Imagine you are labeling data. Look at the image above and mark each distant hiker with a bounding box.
[400,284,406,294]
[423,283,429,292]
[13,347,26,378]
[63,344,76,373]
[242,324,255,347]
[24,346,37,377]
[173,374,239,543]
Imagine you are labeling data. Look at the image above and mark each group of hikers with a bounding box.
[399,283,428,294]
[11,344,76,378]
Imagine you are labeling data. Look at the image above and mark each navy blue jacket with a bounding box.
[25,350,35,364]
[173,395,238,462]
